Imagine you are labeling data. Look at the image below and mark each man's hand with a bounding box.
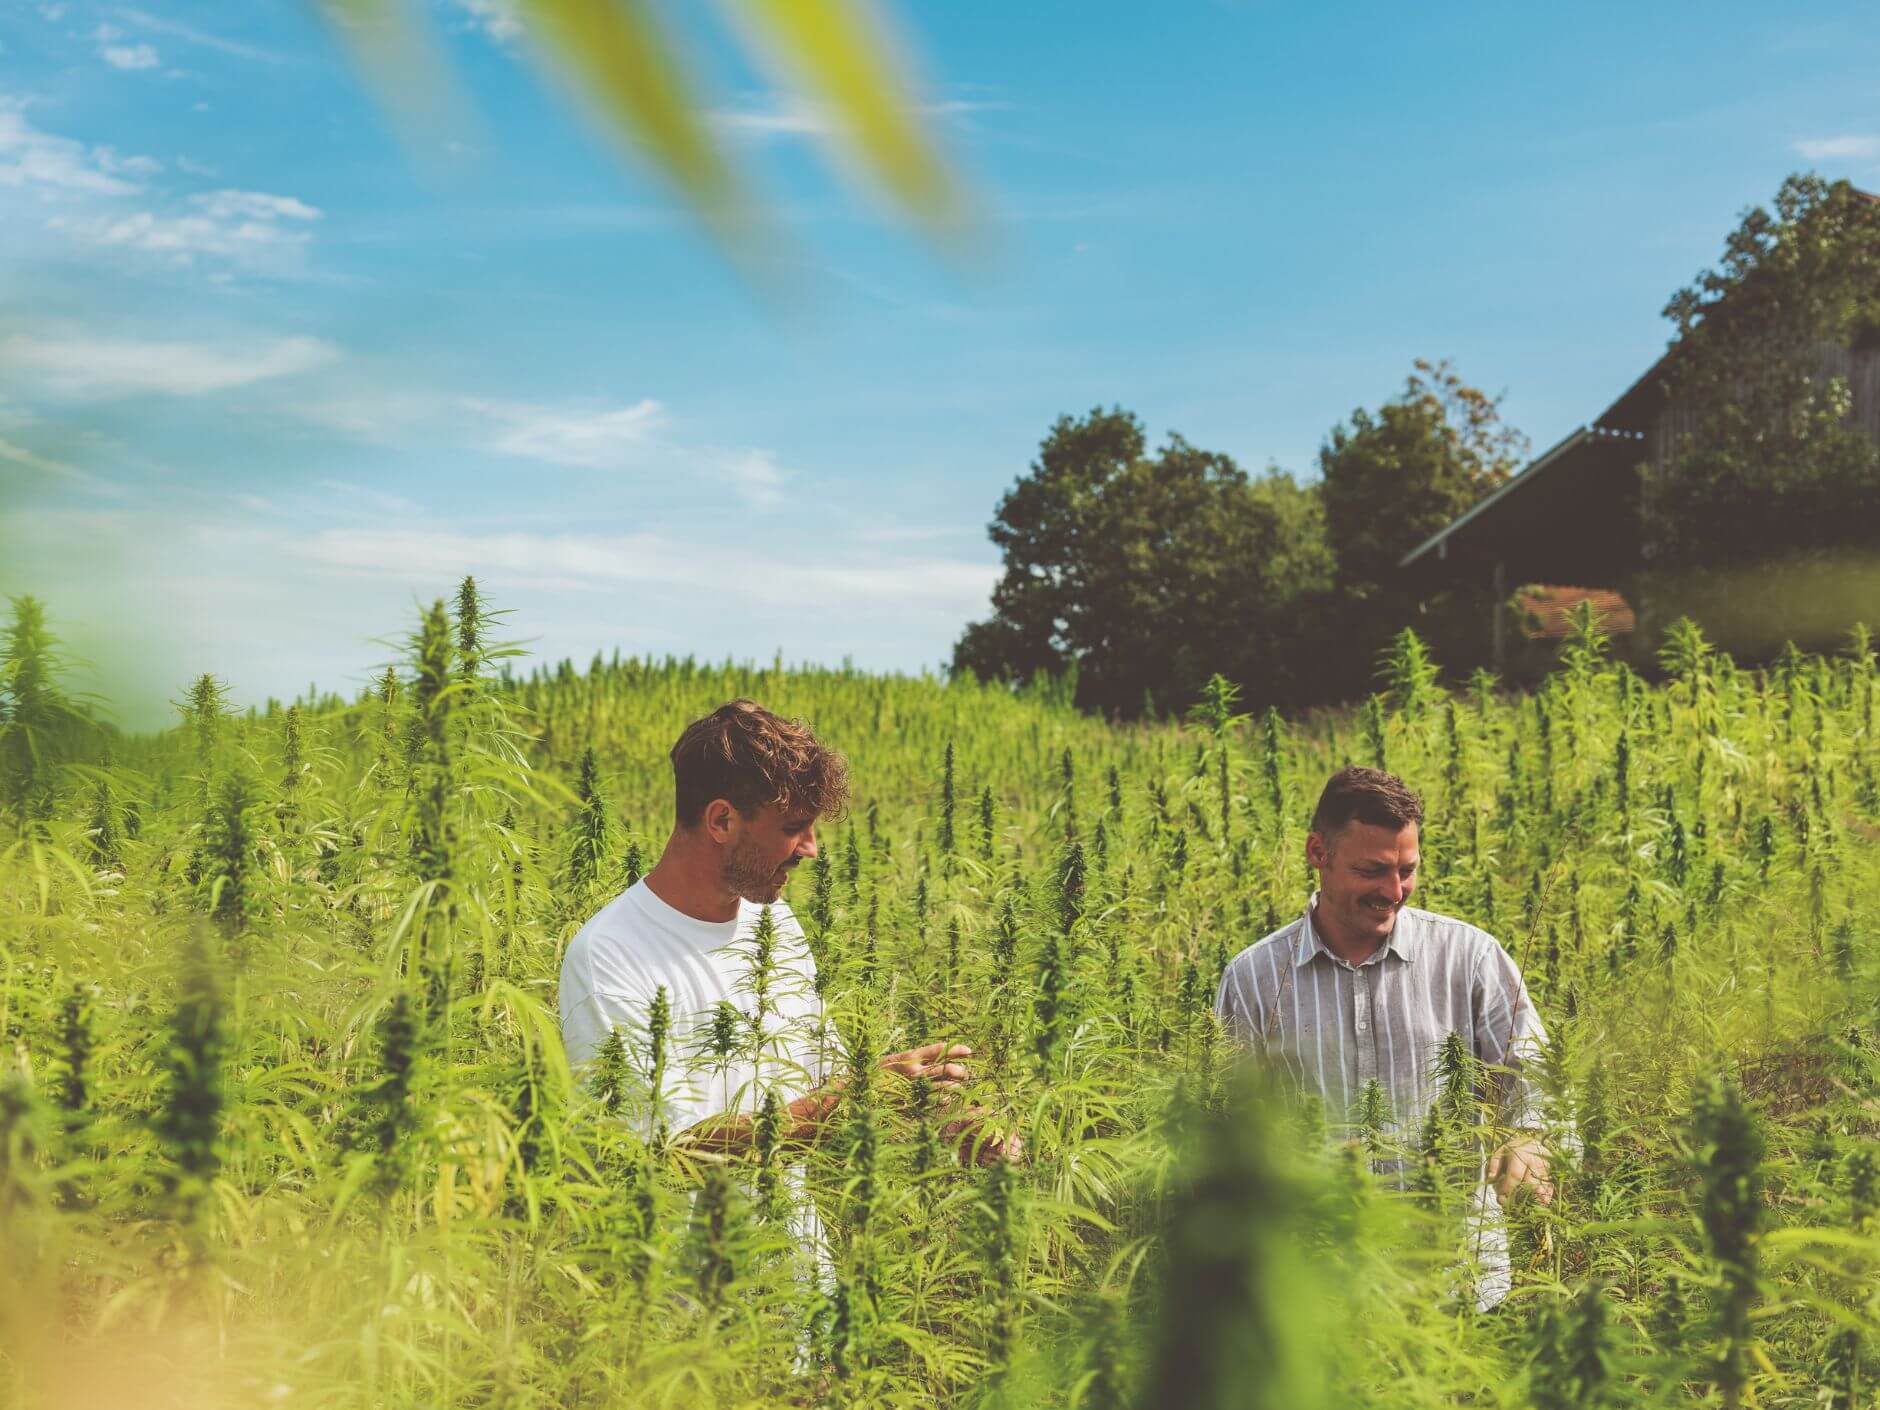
[941,1114,1025,1167]
[687,1043,983,1155]
[1486,1133,1553,1207]
[882,1042,1022,1165]
[878,1041,973,1088]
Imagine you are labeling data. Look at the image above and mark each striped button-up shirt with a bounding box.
[1214,897,1547,1136]
[1213,898,1551,1308]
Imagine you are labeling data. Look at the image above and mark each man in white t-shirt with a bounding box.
[560,698,984,1153]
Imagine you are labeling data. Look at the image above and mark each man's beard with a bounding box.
[723,840,789,904]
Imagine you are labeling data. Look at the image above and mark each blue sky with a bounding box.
[2,1,1877,727]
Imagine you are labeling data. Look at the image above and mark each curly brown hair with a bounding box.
[669,699,850,827]
[1309,766,1423,836]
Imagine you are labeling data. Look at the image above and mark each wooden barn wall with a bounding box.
[1646,342,1880,470]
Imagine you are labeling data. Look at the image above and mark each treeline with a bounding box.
[955,174,1880,718]
[952,360,1524,717]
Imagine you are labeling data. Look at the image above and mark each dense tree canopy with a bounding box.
[952,409,1333,716]
[1649,176,1880,567]
[1318,358,1525,600]
[955,370,1516,715]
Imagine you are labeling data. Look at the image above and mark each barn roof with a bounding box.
[1397,424,1645,571]
[1400,185,1878,581]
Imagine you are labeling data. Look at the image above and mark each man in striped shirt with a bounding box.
[1213,766,1553,1305]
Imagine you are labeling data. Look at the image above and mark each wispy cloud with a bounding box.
[718,448,788,508]
[2,104,317,278]
[458,396,795,507]
[291,525,998,612]
[2,331,339,397]
[0,101,146,196]
[101,41,160,70]
[290,388,441,441]
[712,95,1009,143]
[713,100,834,140]
[0,435,85,482]
[115,8,288,65]
[1794,134,1880,161]
[94,146,163,178]
[856,523,964,544]
[49,187,322,274]
[93,23,159,70]
[448,0,522,42]
[314,479,421,515]
[195,189,320,221]
[464,396,668,468]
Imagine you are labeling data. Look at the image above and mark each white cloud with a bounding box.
[0,107,307,277]
[193,188,320,222]
[718,448,788,508]
[0,507,995,727]
[713,95,1008,142]
[313,479,421,515]
[1794,134,1880,161]
[465,397,667,469]
[0,102,145,195]
[458,397,794,507]
[450,0,522,41]
[50,186,323,273]
[94,146,162,177]
[291,389,440,440]
[101,42,161,70]
[713,100,834,140]
[0,435,84,481]
[115,9,288,65]
[1,331,339,397]
[0,433,129,497]
[290,526,999,613]
[925,99,1010,119]
[856,523,962,544]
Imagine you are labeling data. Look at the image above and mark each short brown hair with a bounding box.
[1310,766,1423,836]
[670,699,850,828]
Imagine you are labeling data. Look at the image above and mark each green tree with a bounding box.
[954,408,1333,716]
[1317,360,1523,687]
[1319,359,1523,598]
[1647,176,1880,569]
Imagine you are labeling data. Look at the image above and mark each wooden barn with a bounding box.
[1400,188,1880,669]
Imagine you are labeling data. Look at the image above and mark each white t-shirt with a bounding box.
[559,879,827,1140]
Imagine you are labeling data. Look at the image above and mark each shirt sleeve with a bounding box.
[1470,936,1549,1131]
[561,977,653,1073]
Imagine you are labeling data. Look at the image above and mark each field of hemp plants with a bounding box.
[1,584,1878,1409]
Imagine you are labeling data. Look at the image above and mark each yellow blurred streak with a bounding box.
[518,0,755,248]
[312,0,480,172]
[310,0,974,267]
[738,0,972,237]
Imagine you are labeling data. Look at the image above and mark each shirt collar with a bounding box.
[1299,893,1418,968]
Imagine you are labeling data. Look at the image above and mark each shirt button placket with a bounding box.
[1354,968,1377,1090]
